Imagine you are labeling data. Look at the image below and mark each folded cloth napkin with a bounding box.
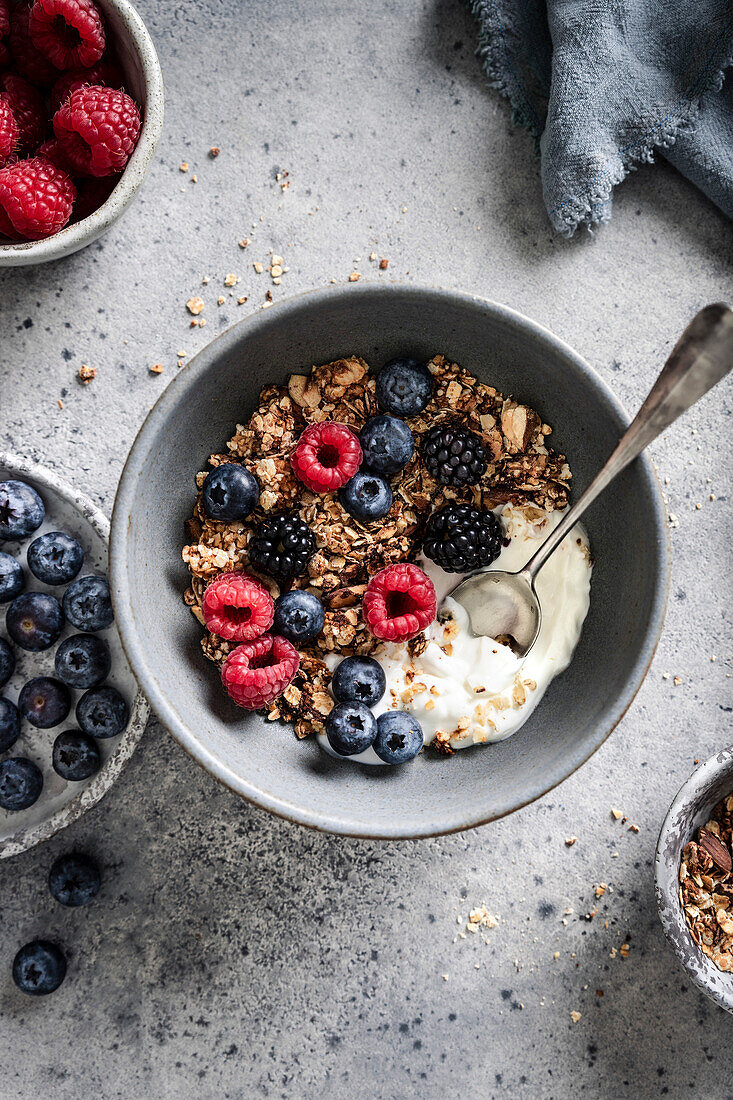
[466,0,733,235]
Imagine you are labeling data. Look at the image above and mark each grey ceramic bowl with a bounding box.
[110,283,669,839]
[655,746,733,1012]
[0,0,164,266]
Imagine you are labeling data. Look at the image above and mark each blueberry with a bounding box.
[374,711,423,764]
[0,552,24,603]
[338,471,393,522]
[55,633,111,689]
[6,591,64,651]
[332,656,386,707]
[359,415,414,475]
[272,590,325,644]
[18,676,71,729]
[375,357,433,417]
[0,757,43,810]
[27,531,84,585]
[202,463,259,522]
[325,701,377,756]
[0,480,44,541]
[12,941,66,995]
[49,853,101,907]
[0,638,15,689]
[62,575,113,632]
[52,730,101,781]
[0,696,20,752]
[76,686,128,739]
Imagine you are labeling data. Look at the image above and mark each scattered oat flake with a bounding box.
[186,297,205,316]
[150,363,164,374]
[673,676,682,686]
[565,836,577,847]
[77,364,96,385]
[217,296,225,306]
[224,274,238,287]
[570,1011,582,1023]
[619,943,630,958]
[253,262,264,274]
[237,296,248,305]
[628,823,640,833]
[611,807,623,820]
[349,272,361,282]
[239,238,250,248]
[594,883,607,898]
[369,251,377,261]
[179,162,188,172]
[191,174,197,183]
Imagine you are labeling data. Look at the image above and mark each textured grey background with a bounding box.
[1,1,732,1097]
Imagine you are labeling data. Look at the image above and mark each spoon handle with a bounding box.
[523,303,733,582]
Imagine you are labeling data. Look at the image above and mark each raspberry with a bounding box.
[8,4,59,84]
[291,421,362,493]
[0,97,18,167]
[0,73,45,153]
[50,58,122,112]
[363,563,436,643]
[0,156,75,239]
[29,0,105,70]
[221,634,300,710]
[202,572,274,643]
[53,85,140,177]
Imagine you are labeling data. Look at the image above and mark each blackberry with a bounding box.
[422,503,504,574]
[248,513,316,582]
[421,423,487,487]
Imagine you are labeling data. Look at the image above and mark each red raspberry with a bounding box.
[0,156,75,239]
[29,0,105,70]
[50,58,122,112]
[363,562,437,642]
[221,634,300,710]
[0,73,45,152]
[291,421,362,493]
[202,572,274,643]
[8,4,59,84]
[53,84,140,177]
[0,97,18,166]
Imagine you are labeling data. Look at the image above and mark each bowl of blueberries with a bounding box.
[0,452,148,860]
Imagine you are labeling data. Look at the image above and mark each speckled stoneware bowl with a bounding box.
[110,283,669,839]
[0,453,149,858]
[0,0,164,267]
[655,746,733,1012]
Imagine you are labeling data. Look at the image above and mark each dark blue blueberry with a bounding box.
[0,480,44,541]
[375,357,433,417]
[27,531,84,585]
[62,575,113,632]
[0,757,43,810]
[0,696,20,752]
[49,853,101,907]
[52,730,101,781]
[55,633,110,689]
[76,686,128,739]
[18,676,71,729]
[6,591,64,651]
[0,638,15,689]
[332,656,386,707]
[12,941,66,995]
[374,711,424,764]
[273,590,324,644]
[359,415,414,475]
[325,701,377,757]
[202,464,259,522]
[338,471,393,522]
[0,552,24,603]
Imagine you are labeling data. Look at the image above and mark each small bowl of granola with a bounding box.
[655,747,733,1012]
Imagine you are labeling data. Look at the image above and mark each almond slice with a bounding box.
[699,829,733,873]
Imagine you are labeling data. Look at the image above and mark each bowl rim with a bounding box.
[0,451,149,859]
[0,0,164,266]
[110,282,670,838]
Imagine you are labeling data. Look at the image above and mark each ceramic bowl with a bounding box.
[0,453,149,858]
[110,283,669,839]
[0,0,164,266]
[655,746,733,1012]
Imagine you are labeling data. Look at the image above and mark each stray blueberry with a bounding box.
[375,357,433,417]
[0,696,20,752]
[338,471,393,522]
[52,730,101,781]
[359,415,414,475]
[273,590,325,645]
[27,531,84,586]
[0,480,45,541]
[0,552,24,603]
[331,656,386,707]
[62,575,114,632]
[76,686,128,739]
[49,853,101,907]
[0,757,43,811]
[6,591,64,651]
[0,638,15,689]
[374,711,424,764]
[55,633,111,689]
[202,463,259,522]
[18,676,71,729]
[12,941,66,995]
[325,701,377,757]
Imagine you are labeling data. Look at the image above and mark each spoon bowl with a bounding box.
[449,568,541,657]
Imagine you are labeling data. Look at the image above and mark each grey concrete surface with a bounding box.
[1,1,732,1096]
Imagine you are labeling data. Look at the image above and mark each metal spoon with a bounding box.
[449,303,733,657]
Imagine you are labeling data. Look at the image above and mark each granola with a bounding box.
[679,792,733,973]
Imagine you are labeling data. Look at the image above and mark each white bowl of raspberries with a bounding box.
[0,0,163,264]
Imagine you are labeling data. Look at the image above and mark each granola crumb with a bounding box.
[379,258,389,270]
[570,1011,582,1023]
[565,836,578,847]
[186,297,205,316]
[239,238,250,248]
[348,272,361,282]
[150,363,163,374]
[611,807,623,820]
[209,146,220,158]
[77,363,96,385]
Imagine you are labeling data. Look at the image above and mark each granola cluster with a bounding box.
[679,793,733,973]
[182,354,572,739]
